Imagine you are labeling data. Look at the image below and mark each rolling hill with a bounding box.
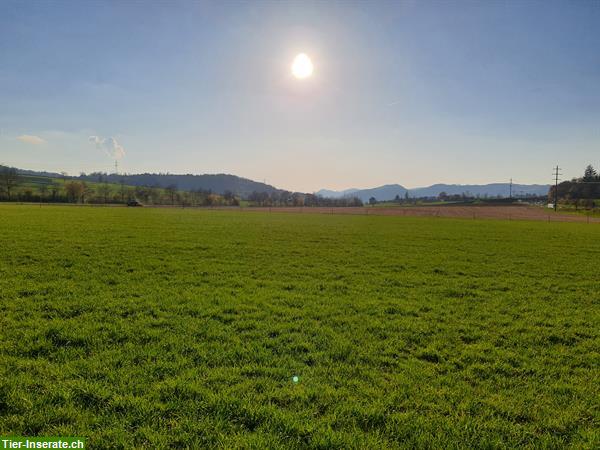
[79,173,281,197]
[9,167,282,197]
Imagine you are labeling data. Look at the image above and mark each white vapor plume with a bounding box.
[89,135,126,160]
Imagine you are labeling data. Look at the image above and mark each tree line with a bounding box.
[248,190,363,207]
[366,191,544,206]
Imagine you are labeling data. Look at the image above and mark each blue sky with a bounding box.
[1,1,599,192]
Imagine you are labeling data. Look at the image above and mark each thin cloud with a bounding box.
[17,134,46,145]
[89,135,126,160]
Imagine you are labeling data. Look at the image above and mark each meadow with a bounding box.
[0,205,598,449]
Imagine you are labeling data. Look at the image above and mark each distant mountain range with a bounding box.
[315,188,360,198]
[316,183,550,202]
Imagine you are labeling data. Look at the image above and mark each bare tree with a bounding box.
[50,183,60,202]
[119,179,127,203]
[1,167,21,201]
[166,184,178,205]
[97,183,111,204]
[64,181,84,203]
[81,182,94,203]
[149,187,161,205]
[38,184,48,202]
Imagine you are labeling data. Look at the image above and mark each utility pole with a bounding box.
[552,166,561,212]
[114,160,118,175]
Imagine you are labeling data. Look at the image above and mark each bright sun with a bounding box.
[291,53,314,79]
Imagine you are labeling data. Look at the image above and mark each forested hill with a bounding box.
[50,171,280,197]
[8,166,281,197]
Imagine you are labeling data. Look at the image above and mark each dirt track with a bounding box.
[235,205,600,223]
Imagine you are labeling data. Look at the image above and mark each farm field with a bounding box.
[0,204,598,448]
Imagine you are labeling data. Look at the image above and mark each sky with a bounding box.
[1,1,599,192]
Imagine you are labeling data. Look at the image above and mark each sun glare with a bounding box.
[291,53,313,79]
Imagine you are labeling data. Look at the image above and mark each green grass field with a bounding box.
[16,174,123,193]
[0,205,598,448]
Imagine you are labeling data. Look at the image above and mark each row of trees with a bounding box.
[248,190,363,207]
[371,192,482,205]
[0,167,21,200]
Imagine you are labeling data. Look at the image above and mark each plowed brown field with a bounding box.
[234,205,599,223]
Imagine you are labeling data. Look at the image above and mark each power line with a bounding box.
[552,166,562,212]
